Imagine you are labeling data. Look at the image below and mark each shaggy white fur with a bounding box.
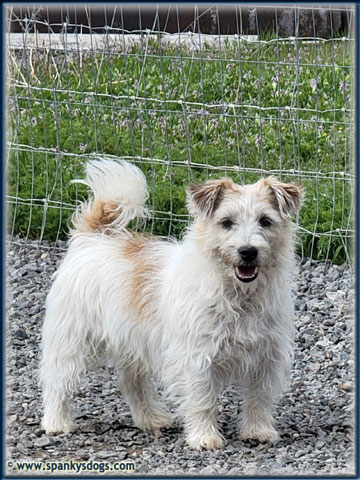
[40,159,303,450]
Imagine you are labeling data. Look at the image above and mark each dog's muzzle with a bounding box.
[235,246,259,283]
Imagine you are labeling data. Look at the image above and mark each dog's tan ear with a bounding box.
[261,177,304,218]
[187,178,234,217]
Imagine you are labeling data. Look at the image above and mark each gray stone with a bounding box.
[200,465,219,475]
[34,437,52,448]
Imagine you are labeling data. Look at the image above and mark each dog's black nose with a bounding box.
[238,246,258,262]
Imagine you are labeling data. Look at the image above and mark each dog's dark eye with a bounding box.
[259,216,272,228]
[221,219,233,229]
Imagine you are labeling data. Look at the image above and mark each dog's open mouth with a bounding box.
[235,265,258,283]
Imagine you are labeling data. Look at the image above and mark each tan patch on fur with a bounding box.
[76,201,122,233]
[121,234,161,318]
[258,177,303,217]
[255,180,279,211]
[188,178,241,217]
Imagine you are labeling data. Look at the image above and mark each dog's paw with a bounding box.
[187,432,226,451]
[41,418,75,435]
[240,425,279,444]
[134,408,172,433]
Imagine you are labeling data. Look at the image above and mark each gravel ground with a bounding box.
[6,237,355,476]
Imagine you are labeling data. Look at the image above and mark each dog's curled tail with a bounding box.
[70,159,148,235]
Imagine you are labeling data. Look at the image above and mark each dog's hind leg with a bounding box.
[40,370,76,434]
[40,309,89,434]
[117,361,172,432]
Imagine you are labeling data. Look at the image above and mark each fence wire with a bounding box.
[5,4,355,264]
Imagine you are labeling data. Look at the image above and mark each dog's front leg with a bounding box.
[180,369,225,450]
[240,385,279,443]
[240,348,289,443]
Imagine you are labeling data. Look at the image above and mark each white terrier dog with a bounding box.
[40,159,303,450]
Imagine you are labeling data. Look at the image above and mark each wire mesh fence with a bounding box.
[6,4,355,264]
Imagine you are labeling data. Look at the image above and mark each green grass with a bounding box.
[7,36,354,262]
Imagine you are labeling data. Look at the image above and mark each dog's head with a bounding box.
[187,176,303,286]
